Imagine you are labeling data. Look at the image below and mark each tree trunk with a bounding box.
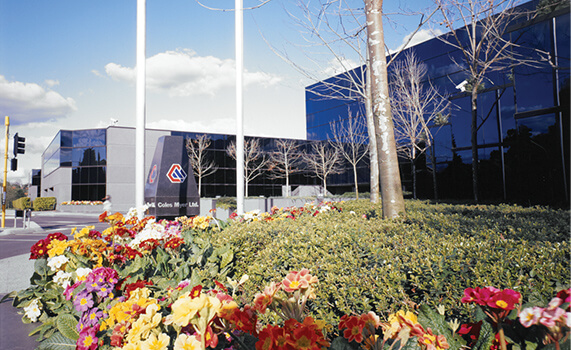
[365,0,405,218]
[285,172,290,197]
[353,163,359,199]
[366,62,381,204]
[412,157,417,199]
[198,176,202,197]
[431,143,438,200]
[323,178,327,197]
[471,90,479,202]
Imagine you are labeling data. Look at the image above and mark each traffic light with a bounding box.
[10,158,17,171]
[13,133,25,157]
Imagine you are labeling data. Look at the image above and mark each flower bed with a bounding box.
[6,201,570,349]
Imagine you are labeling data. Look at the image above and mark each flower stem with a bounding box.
[498,324,507,350]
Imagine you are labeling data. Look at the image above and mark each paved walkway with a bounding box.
[0,213,43,349]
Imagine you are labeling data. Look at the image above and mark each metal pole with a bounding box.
[235,0,244,215]
[136,0,146,211]
[2,116,9,228]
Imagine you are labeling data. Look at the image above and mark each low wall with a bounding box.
[57,205,104,214]
[56,197,350,219]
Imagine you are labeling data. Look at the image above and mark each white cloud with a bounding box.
[105,49,282,96]
[322,57,360,77]
[0,76,77,125]
[45,79,59,87]
[391,28,444,53]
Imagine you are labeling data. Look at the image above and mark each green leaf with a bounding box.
[37,331,76,349]
[329,336,360,350]
[56,314,79,342]
[34,258,48,275]
[472,321,495,350]
[219,248,234,269]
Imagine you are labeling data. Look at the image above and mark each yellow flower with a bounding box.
[171,293,208,327]
[73,226,94,239]
[141,333,170,350]
[47,239,69,257]
[174,333,201,350]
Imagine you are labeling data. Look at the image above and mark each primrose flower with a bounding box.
[141,332,170,350]
[282,268,317,293]
[519,307,543,327]
[81,308,104,328]
[23,299,41,323]
[539,307,566,328]
[253,281,280,314]
[73,291,94,313]
[174,333,201,350]
[75,267,92,282]
[53,270,73,289]
[171,293,210,327]
[77,326,98,350]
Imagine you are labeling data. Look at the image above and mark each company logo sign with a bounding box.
[166,164,187,183]
[149,165,158,183]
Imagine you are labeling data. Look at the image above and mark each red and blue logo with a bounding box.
[167,164,187,183]
[149,165,158,183]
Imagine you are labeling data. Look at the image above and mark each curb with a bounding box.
[0,222,44,236]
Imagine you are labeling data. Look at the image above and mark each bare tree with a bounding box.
[329,112,368,199]
[268,1,437,206]
[226,138,268,197]
[186,134,218,197]
[267,139,302,197]
[365,0,406,218]
[390,52,450,199]
[302,142,342,196]
[434,0,550,201]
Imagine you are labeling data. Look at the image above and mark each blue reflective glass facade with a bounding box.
[306,1,570,205]
[42,129,107,201]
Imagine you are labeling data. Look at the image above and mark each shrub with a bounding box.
[211,199,570,326]
[216,197,237,210]
[12,196,31,210]
[32,197,57,211]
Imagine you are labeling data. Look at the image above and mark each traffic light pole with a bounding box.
[2,116,9,228]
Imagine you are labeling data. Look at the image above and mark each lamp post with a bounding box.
[136,0,146,212]
[235,0,244,215]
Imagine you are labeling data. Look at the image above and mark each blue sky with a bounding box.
[0,0,441,184]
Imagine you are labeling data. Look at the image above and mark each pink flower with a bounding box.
[282,268,317,293]
[461,288,481,304]
[253,282,279,314]
[547,297,563,310]
[519,307,543,327]
[539,307,566,328]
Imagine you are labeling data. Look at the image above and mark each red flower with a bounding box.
[488,289,521,310]
[458,321,482,344]
[164,237,184,249]
[29,238,50,259]
[123,280,153,299]
[189,285,202,298]
[339,315,365,343]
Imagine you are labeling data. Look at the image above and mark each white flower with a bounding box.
[23,299,41,322]
[54,271,72,289]
[75,267,92,281]
[126,204,149,220]
[129,220,165,247]
[47,255,69,272]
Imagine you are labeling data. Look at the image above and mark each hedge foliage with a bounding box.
[211,200,570,326]
[32,197,56,211]
[12,196,31,210]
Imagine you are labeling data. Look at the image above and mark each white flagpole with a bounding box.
[235,0,244,215]
[135,0,146,210]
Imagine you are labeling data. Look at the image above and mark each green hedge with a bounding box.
[12,197,31,210]
[211,200,569,326]
[32,197,57,211]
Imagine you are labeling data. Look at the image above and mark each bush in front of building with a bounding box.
[12,196,31,210]
[32,197,57,211]
[212,199,570,326]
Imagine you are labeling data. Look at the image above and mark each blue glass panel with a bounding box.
[499,88,516,139]
[72,129,106,147]
[60,148,72,166]
[43,131,61,162]
[477,90,501,145]
[60,130,72,147]
[449,96,472,149]
[512,20,554,112]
